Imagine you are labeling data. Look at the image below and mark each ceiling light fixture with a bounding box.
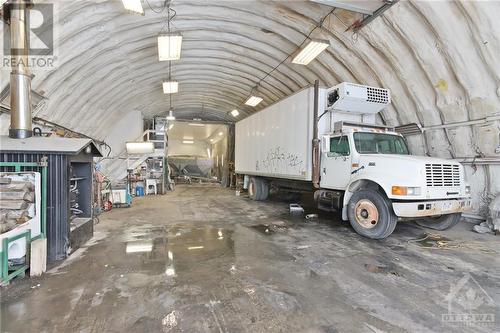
[162,81,178,94]
[218,131,223,136]
[188,123,205,127]
[245,96,263,107]
[230,109,240,117]
[166,109,175,121]
[182,140,194,144]
[292,39,329,65]
[158,33,183,61]
[121,0,144,15]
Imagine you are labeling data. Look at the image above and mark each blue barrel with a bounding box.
[135,186,144,197]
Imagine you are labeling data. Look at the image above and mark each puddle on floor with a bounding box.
[415,233,451,248]
[123,225,235,277]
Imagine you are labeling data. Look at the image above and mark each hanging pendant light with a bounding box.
[166,108,176,121]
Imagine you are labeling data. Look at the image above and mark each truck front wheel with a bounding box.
[415,213,461,231]
[347,190,397,239]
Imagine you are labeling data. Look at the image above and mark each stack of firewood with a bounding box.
[0,176,35,234]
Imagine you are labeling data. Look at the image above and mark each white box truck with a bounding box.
[235,82,472,239]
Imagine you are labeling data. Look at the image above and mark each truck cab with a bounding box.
[317,122,472,239]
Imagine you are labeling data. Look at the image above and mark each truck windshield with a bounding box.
[353,132,409,155]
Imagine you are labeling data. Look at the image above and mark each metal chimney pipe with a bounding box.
[9,0,33,139]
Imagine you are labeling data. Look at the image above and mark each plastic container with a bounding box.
[135,186,145,197]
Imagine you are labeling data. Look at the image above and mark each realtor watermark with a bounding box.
[2,1,58,70]
[442,273,496,328]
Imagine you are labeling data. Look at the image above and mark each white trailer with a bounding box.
[235,86,321,182]
[235,82,472,239]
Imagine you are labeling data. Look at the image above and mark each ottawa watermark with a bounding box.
[442,273,496,328]
[1,1,58,71]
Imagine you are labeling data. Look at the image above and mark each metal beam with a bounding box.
[353,0,399,32]
[310,0,375,15]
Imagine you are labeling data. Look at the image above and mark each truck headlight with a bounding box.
[465,185,471,195]
[392,186,421,196]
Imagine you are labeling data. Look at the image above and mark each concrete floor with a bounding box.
[1,185,499,333]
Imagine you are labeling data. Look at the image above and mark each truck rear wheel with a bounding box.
[347,190,397,239]
[415,213,461,231]
[259,179,269,201]
[248,177,268,201]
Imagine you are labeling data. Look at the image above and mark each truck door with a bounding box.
[320,135,352,189]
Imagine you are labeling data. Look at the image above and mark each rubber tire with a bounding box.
[415,213,461,231]
[347,190,398,239]
[259,179,269,201]
[248,177,263,201]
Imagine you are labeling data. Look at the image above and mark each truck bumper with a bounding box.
[392,199,472,218]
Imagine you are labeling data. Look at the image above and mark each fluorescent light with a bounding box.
[168,123,174,130]
[218,131,223,136]
[166,109,175,121]
[188,123,205,127]
[230,109,240,117]
[122,0,144,15]
[182,140,194,144]
[245,96,263,107]
[187,246,204,250]
[158,33,183,61]
[162,81,178,94]
[292,39,329,65]
[126,142,155,154]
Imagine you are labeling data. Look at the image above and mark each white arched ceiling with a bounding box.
[1,0,499,211]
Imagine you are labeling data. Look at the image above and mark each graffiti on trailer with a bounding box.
[257,146,304,174]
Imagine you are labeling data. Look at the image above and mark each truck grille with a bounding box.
[425,164,460,187]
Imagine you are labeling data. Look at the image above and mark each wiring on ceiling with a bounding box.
[144,0,169,14]
[237,8,337,111]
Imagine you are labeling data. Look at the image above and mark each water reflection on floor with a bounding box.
[123,225,235,279]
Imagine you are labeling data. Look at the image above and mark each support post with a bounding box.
[312,80,320,189]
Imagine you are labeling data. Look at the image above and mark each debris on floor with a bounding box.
[473,220,495,234]
[289,203,304,214]
[271,220,287,228]
[364,263,401,276]
[305,214,318,221]
[409,232,496,253]
[250,220,288,235]
[162,311,178,330]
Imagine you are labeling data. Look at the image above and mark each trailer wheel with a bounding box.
[259,179,269,201]
[248,177,263,200]
[415,213,461,231]
[347,190,397,239]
